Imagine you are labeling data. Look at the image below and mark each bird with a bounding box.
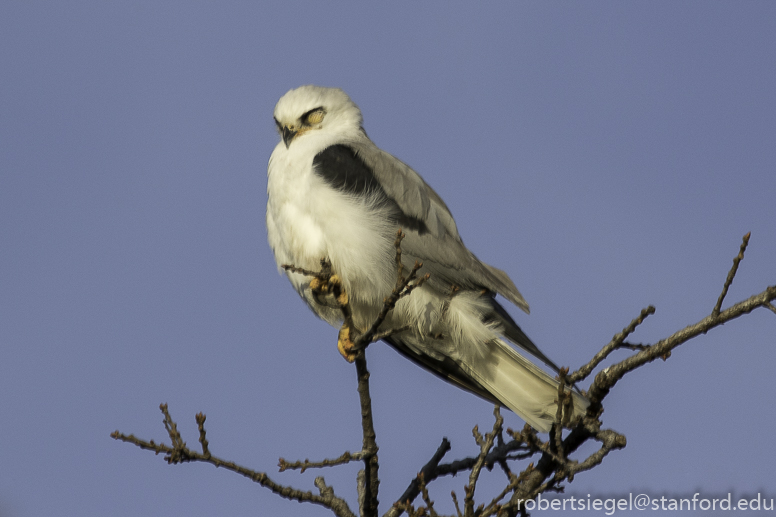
[266,85,588,432]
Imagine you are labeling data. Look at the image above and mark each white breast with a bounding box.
[266,142,397,313]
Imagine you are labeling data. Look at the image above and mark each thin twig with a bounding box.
[464,407,503,516]
[353,263,428,351]
[521,425,568,467]
[394,229,405,285]
[370,325,412,343]
[569,306,655,384]
[713,232,750,318]
[418,474,438,517]
[389,438,451,516]
[112,407,356,517]
[195,412,210,457]
[348,228,427,350]
[588,285,776,405]
[281,263,326,278]
[161,403,183,448]
[385,430,537,514]
[552,369,568,454]
[501,282,776,517]
[283,231,426,360]
[278,450,365,473]
[451,491,463,517]
[565,429,627,480]
[494,427,513,479]
[477,472,519,517]
[617,342,648,351]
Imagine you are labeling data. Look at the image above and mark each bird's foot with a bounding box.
[309,273,339,295]
[310,272,356,360]
[337,324,358,363]
[310,274,346,308]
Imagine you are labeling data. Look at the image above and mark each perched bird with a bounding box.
[266,85,587,432]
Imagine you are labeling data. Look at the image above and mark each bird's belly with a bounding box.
[267,166,397,314]
[272,201,328,269]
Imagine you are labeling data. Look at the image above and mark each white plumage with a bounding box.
[267,85,587,432]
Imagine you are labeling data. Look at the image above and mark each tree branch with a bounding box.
[352,230,428,352]
[713,232,750,317]
[568,306,655,385]
[356,352,380,517]
[385,233,773,517]
[113,232,773,517]
[111,404,356,517]
[386,438,451,517]
[587,284,776,406]
[463,407,503,516]
[279,450,365,473]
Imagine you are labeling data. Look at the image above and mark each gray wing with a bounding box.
[312,143,562,371]
[383,335,503,406]
[344,140,530,313]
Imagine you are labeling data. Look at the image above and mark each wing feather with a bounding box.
[348,141,530,312]
[313,141,530,312]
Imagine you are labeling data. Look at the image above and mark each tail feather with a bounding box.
[384,334,589,433]
[464,340,589,433]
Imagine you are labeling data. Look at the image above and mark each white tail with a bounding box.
[466,340,589,433]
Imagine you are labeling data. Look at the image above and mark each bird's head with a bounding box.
[273,85,363,149]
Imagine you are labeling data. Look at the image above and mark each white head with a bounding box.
[273,85,363,149]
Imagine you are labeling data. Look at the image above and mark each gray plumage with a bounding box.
[267,85,587,431]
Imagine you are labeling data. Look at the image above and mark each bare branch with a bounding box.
[116,234,773,517]
[713,232,750,317]
[568,306,655,384]
[567,429,627,479]
[355,353,380,517]
[553,369,568,453]
[283,231,425,363]
[497,235,773,516]
[394,229,405,286]
[387,438,451,517]
[195,412,210,457]
[588,284,776,405]
[370,325,412,343]
[451,491,463,517]
[387,429,540,516]
[499,281,774,516]
[161,403,184,449]
[112,406,356,517]
[418,474,439,517]
[478,472,519,517]
[358,470,367,516]
[281,264,322,277]
[279,450,366,473]
[464,407,503,516]
[352,263,427,352]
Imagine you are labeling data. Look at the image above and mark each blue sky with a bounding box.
[1,2,774,516]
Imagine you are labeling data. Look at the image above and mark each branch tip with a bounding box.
[713,231,751,317]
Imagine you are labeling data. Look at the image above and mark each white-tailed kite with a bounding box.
[266,85,587,432]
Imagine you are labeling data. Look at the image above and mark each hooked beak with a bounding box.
[282,126,297,148]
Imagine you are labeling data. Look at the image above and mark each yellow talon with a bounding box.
[310,273,342,295]
[337,325,357,363]
[309,277,323,292]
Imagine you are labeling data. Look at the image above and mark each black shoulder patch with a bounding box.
[313,145,380,196]
[313,145,429,234]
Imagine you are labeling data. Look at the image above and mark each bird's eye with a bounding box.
[302,108,326,125]
[274,117,283,132]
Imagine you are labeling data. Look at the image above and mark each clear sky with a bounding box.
[1,2,774,516]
